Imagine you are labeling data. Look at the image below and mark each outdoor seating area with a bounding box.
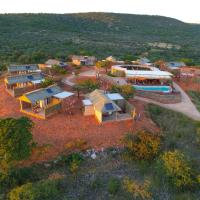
[19,85,74,119]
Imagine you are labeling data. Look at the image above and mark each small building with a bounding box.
[166,62,186,70]
[19,85,74,119]
[71,55,96,66]
[39,59,68,69]
[82,89,135,123]
[8,64,40,75]
[4,73,44,97]
[111,65,173,80]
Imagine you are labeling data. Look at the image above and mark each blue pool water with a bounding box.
[133,85,172,93]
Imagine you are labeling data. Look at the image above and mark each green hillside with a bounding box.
[0,13,200,68]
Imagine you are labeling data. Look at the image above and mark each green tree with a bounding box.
[95,60,112,74]
[75,79,99,93]
[40,78,54,88]
[0,117,34,175]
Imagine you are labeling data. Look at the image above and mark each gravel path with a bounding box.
[135,82,200,121]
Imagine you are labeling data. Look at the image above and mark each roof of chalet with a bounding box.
[8,64,39,73]
[138,57,151,64]
[45,59,61,65]
[71,55,96,61]
[112,65,173,79]
[19,85,63,104]
[87,89,121,113]
[6,73,43,85]
[167,62,186,68]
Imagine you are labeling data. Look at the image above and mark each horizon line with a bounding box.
[0,11,199,24]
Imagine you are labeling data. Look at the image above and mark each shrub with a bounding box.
[8,183,34,200]
[122,130,161,161]
[0,167,38,190]
[7,179,60,200]
[110,84,134,99]
[107,177,121,195]
[123,177,151,200]
[65,153,84,174]
[40,78,54,88]
[158,150,194,189]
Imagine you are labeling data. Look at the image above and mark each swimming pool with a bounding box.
[133,85,172,93]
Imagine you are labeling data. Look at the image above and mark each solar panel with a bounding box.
[105,103,114,111]
[46,88,53,93]
[27,75,33,80]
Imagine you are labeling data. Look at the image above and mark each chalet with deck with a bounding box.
[71,55,96,66]
[82,89,135,123]
[39,59,68,69]
[19,85,74,119]
[8,64,40,75]
[4,73,44,97]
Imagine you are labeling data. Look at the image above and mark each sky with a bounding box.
[0,0,199,23]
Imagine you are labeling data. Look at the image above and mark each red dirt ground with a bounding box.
[0,80,159,165]
[174,78,200,92]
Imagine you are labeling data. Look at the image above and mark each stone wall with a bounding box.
[136,90,181,104]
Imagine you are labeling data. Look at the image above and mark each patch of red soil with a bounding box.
[174,78,200,92]
[0,81,159,165]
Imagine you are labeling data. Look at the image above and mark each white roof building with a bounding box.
[111,65,173,80]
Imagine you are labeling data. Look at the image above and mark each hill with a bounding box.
[0,12,200,68]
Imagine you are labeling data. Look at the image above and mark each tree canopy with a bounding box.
[0,117,34,174]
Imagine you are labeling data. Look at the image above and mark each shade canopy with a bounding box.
[53,91,74,99]
[82,99,93,106]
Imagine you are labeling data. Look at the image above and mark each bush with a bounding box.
[123,177,151,200]
[107,177,121,195]
[40,78,54,88]
[7,179,60,200]
[157,150,194,189]
[122,130,161,161]
[65,153,84,174]
[8,183,34,200]
[0,167,38,190]
[110,84,135,99]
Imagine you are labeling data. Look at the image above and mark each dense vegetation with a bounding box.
[0,13,200,71]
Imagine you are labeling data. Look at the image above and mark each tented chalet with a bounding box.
[19,85,74,119]
[39,59,68,69]
[82,89,135,123]
[71,55,96,66]
[8,64,40,75]
[4,73,44,97]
